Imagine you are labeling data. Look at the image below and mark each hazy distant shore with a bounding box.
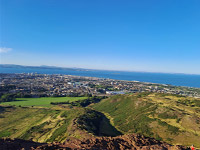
[0,64,200,88]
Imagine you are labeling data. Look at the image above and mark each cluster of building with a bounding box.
[0,73,200,98]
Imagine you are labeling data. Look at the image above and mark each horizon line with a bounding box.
[1,63,200,76]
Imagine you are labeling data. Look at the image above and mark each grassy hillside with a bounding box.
[1,93,200,147]
[92,92,200,147]
[0,97,87,107]
[0,105,86,143]
[0,105,120,143]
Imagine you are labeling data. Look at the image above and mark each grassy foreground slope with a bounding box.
[0,97,87,107]
[0,105,120,143]
[92,92,200,147]
[0,106,86,143]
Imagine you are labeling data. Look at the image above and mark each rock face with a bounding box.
[35,134,188,150]
[0,134,189,150]
[0,138,43,150]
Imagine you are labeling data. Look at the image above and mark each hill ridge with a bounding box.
[0,134,188,150]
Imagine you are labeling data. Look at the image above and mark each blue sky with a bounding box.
[1,0,200,74]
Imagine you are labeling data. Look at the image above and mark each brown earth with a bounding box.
[0,134,189,150]
[36,134,189,150]
[0,138,44,150]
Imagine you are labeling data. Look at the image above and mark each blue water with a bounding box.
[0,67,200,88]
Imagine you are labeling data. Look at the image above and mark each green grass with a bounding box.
[0,104,121,143]
[0,130,11,138]
[92,92,200,147]
[0,97,87,107]
[1,93,200,147]
[0,105,87,142]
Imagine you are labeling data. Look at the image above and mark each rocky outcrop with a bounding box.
[0,138,43,150]
[35,134,188,150]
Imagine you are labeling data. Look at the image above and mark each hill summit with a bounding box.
[0,134,188,150]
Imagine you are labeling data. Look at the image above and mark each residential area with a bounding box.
[0,73,200,98]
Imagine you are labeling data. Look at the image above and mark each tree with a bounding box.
[0,94,15,102]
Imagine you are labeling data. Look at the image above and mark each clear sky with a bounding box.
[1,0,200,74]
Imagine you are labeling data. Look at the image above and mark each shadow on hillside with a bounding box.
[0,99,28,104]
[77,109,122,137]
[0,105,17,117]
[0,106,5,113]
[12,99,28,102]
[99,113,122,137]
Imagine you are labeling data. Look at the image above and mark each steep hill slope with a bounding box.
[0,105,120,143]
[92,92,200,147]
[0,106,87,143]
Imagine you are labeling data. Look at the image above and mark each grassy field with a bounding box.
[92,92,200,147]
[0,97,87,107]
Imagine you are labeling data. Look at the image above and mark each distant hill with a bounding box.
[0,64,88,71]
[92,92,200,147]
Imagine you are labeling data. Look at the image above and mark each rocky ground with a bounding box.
[0,138,43,150]
[0,134,189,150]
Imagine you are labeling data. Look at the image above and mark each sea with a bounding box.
[0,66,200,88]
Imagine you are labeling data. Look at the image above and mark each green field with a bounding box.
[0,97,87,107]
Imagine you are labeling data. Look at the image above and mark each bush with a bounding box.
[0,94,15,102]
